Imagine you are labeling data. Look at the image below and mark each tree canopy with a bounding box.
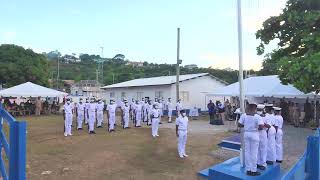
[0,44,49,87]
[256,0,320,92]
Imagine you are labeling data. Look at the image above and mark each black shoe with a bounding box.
[246,171,252,175]
[77,128,83,130]
[168,121,172,123]
[159,122,162,124]
[266,161,274,165]
[89,131,93,134]
[97,126,102,128]
[91,131,96,134]
[276,160,282,163]
[257,165,266,170]
[250,172,261,176]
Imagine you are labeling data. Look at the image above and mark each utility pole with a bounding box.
[112,73,115,84]
[56,56,60,90]
[176,28,181,102]
[100,46,104,85]
[237,0,245,167]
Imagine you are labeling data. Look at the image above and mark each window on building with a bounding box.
[110,92,115,98]
[155,91,163,99]
[136,92,144,100]
[180,91,189,102]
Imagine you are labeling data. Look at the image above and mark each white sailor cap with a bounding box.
[273,107,282,111]
[257,104,265,109]
[265,103,273,107]
[234,108,241,114]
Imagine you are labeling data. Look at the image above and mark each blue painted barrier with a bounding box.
[199,129,320,180]
[0,103,26,180]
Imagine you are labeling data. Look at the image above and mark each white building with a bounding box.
[101,73,227,110]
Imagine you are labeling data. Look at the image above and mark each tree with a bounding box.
[113,54,125,60]
[0,44,49,87]
[46,50,61,60]
[256,0,320,92]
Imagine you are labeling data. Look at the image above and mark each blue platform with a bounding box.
[218,134,241,151]
[198,157,282,180]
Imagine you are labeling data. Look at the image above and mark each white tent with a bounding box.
[207,75,310,98]
[0,82,67,98]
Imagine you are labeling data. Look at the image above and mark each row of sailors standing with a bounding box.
[63,97,184,136]
[238,103,283,176]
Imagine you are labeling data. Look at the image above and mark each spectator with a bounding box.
[207,100,215,123]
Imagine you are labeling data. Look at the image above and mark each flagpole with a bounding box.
[237,0,245,167]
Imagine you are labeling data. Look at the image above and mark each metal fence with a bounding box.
[282,129,320,180]
[0,103,26,180]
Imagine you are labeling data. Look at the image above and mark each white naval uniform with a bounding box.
[147,104,153,125]
[257,114,268,167]
[239,114,263,173]
[135,103,142,126]
[265,113,277,163]
[167,101,174,122]
[122,105,130,128]
[176,115,189,157]
[151,108,160,137]
[76,103,85,129]
[96,102,104,127]
[64,103,74,136]
[84,102,90,124]
[87,103,97,132]
[275,115,283,161]
[107,103,117,131]
[176,102,183,116]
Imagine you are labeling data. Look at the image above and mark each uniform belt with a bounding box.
[245,130,258,132]
[178,129,187,131]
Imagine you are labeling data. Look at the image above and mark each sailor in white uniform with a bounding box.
[238,103,264,176]
[274,107,284,163]
[147,100,153,126]
[176,109,189,158]
[84,98,90,125]
[63,98,74,136]
[96,99,104,128]
[176,99,183,116]
[256,104,268,170]
[134,100,143,127]
[158,99,163,124]
[265,104,277,165]
[76,98,85,130]
[167,98,174,123]
[121,100,130,129]
[87,98,97,134]
[151,104,160,138]
[107,99,117,132]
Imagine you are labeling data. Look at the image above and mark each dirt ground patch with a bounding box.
[19,115,230,180]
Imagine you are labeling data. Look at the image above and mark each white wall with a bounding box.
[102,75,226,110]
[103,85,171,102]
[171,75,226,110]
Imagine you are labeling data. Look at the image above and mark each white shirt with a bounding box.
[107,103,117,113]
[122,105,130,114]
[151,108,160,118]
[158,102,163,109]
[76,103,85,112]
[167,101,174,110]
[265,113,275,126]
[176,102,183,111]
[96,102,104,112]
[88,103,97,113]
[274,115,283,129]
[84,102,90,110]
[176,116,189,130]
[135,104,142,112]
[64,103,74,114]
[239,114,263,132]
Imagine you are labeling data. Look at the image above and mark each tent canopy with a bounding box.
[0,82,67,98]
[207,75,310,98]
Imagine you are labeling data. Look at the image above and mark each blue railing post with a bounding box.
[9,121,26,180]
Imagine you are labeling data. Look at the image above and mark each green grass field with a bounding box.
[14,115,228,180]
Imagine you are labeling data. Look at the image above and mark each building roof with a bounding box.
[0,82,67,97]
[101,73,227,89]
[207,75,306,98]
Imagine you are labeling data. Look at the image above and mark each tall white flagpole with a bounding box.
[237,0,245,167]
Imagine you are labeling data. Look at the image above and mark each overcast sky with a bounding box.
[0,0,287,70]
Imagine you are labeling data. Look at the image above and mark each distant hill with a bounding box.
[49,59,256,86]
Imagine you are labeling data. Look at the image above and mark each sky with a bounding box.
[0,0,287,70]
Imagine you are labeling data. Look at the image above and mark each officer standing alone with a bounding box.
[176,109,189,159]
